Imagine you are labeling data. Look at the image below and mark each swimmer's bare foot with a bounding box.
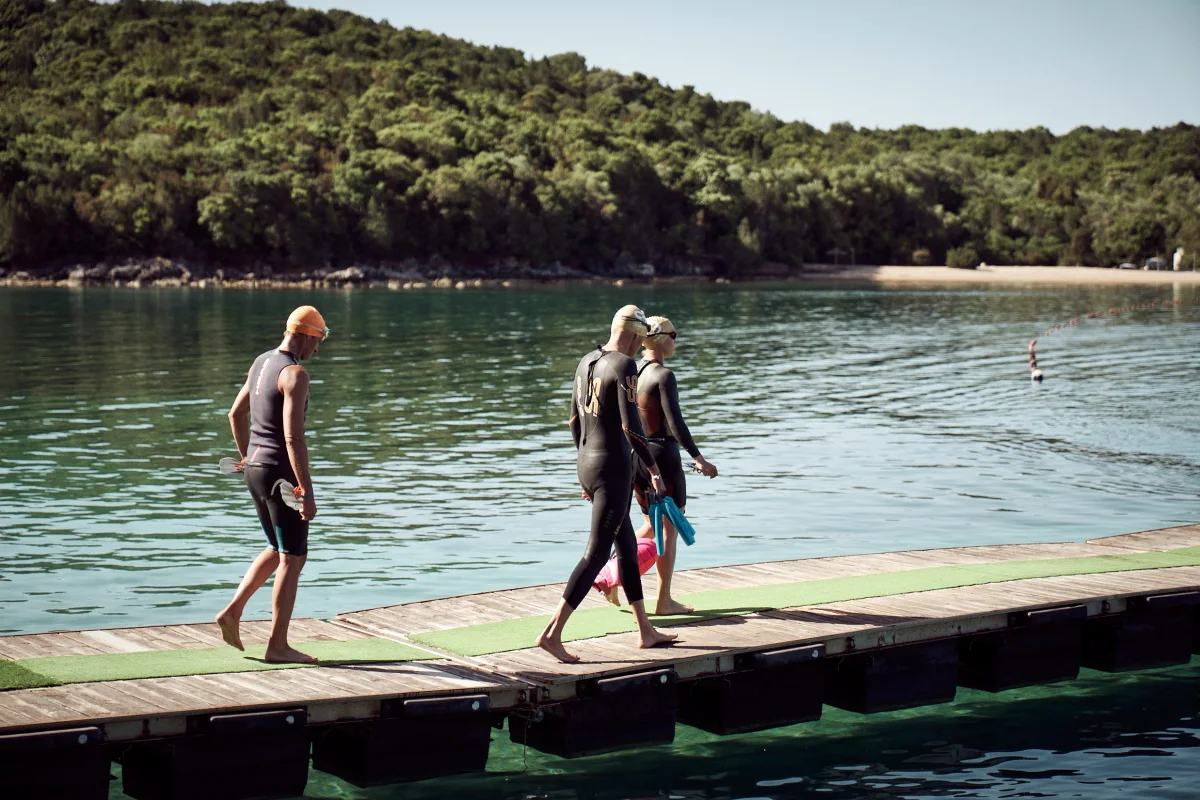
[215,608,243,651]
[264,645,316,664]
[654,600,694,616]
[535,632,580,664]
[603,586,621,607]
[638,628,678,649]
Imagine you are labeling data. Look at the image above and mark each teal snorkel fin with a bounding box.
[648,491,667,556]
[648,491,696,555]
[662,497,695,546]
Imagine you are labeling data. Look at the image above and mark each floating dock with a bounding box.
[3,525,1198,798]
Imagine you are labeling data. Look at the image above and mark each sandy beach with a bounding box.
[815,266,1200,285]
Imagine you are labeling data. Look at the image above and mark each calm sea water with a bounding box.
[0,282,1197,799]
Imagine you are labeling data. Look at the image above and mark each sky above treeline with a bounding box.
[283,0,1199,133]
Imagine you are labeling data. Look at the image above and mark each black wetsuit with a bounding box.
[563,347,658,609]
[633,359,701,515]
[244,348,308,556]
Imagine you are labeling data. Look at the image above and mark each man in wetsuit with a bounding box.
[633,316,718,615]
[535,305,678,663]
[216,305,328,664]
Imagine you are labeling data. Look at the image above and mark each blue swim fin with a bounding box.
[662,497,696,546]
[648,491,666,556]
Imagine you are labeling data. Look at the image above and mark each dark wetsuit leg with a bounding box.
[245,464,309,557]
[633,442,687,515]
[563,458,644,609]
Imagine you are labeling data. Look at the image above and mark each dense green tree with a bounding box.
[1,0,1197,271]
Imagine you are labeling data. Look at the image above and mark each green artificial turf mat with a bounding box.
[411,545,1200,657]
[0,659,59,691]
[2,637,430,691]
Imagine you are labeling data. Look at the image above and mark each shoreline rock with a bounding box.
[0,255,735,289]
[6,258,1192,290]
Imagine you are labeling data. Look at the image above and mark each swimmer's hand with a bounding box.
[694,455,718,479]
[300,495,317,521]
[650,472,667,495]
[581,490,592,503]
[298,489,317,521]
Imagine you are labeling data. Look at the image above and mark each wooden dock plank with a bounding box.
[0,618,373,661]
[463,564,1200,685]
[75,629,157,654]
[1087,524,1200,551]
[0,657,518,735]
[3,524,1198,735]
[337,528,1200,641]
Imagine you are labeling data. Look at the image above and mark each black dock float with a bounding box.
[3,524,1199,793]
[510,668,676,757]
[959,604,1087,692]
[121,709,308,800]
[0,726,109,800]
[311,694,491,787]
[824,639,959,713]
[677,644,825,734]
[1083,591,1200,672]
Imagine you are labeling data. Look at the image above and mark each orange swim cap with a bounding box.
[286,306,329,340]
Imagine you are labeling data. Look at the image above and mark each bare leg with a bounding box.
[654,518,693,615]
[216,547,279,651]
[536,599,581,663]
[631,600,678,648]
[264,553,315,663]
[635,516,654,540]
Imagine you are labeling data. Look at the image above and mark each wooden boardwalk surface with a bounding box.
[0,618,522,738]
[336,525,1200,690]
[2,524,1198,736]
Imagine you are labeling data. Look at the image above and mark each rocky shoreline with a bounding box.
[4,258,1194,290]
[0,256,740,290]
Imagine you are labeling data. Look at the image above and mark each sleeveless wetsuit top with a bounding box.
[246,349,303,467]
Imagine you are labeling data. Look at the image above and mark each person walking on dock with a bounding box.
[630,316,718,614]
[216,306,328,664]
[536,305,678,663]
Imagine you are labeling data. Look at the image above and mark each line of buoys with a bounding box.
[1026,294,1196,381]
[1039,297,1194,338]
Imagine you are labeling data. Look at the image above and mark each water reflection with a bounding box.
[1,284,1198,634]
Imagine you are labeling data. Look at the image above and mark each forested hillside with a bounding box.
[2,0,1198,273]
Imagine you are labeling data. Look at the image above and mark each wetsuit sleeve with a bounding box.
[660,369,701,459]
[618,359,657,469]
[568,378,582,449]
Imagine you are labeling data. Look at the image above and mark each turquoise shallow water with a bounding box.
[0,282,1197,798]
[299,662,1200,800]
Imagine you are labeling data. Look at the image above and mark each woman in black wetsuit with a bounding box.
[633,316,718,615]
[535,305,679,663]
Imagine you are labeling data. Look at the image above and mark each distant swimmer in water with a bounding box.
[630,316,717,615]
[1029,338,1044,383]
[216,306,328,664]
[535,305,679,663]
